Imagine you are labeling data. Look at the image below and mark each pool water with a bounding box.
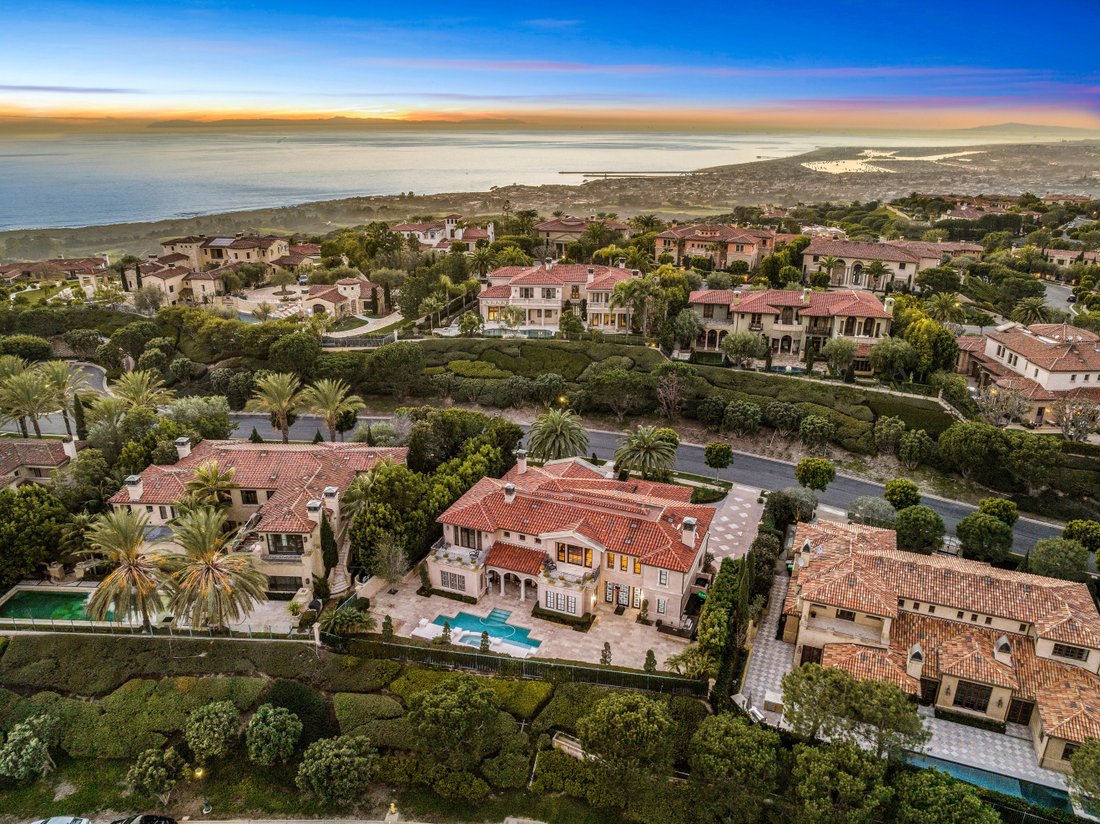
[906,753,1072,812]
[433,608,541,650]
[0,590,111,622]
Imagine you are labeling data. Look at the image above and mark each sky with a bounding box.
[3,0,1100,131]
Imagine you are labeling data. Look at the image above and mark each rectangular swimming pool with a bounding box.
[0,589,111,622]
[906,753,1072,812]
[433,608,541,650]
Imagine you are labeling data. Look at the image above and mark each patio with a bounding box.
[707,484,765,561]
[370,573,691,669]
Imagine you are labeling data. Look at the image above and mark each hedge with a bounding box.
[334,692,404,735]
[531,603,595,631]
[446,359,513,379]
[387,667,552,719]
[934,707,1007,734]
[358,717,425,752]
[531,683,623,735]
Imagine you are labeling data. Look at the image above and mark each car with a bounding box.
[1068,294,1077,303]
[108,817,177,824]
[31,818,94,824]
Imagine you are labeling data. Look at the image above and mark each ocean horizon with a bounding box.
[0,129,1006,232]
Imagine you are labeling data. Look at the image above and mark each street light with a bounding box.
[194,766,211,814]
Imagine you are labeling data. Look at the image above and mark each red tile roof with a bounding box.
[535,217,629,233]
[988,325,1100,372]
[804,239,920,263]
[822,644,918,694]
[656,224,774,245]
[696,288,892,320]
[486,263,638,288]
[484,542,545,575]
[688,289,739,305]
[0,439,76,477]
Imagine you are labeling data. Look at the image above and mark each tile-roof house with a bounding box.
[109,439,407,596]
[801,240,928,290]
[534,216,631,256]
[0,437,81,488]
[427,454,713,628]
[654,224,776,269]
[782,521,1100,773]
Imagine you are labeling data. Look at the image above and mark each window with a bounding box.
[558,544,586,567]
[634,558,641,575]
[985,616,993,625]
[458,528,481,550]
[971,614,978,622]
[542,288,556,300]
[546,591,554,609]
[241,489,258,505]
[836,609,857,622]
[1052,643,1089,662]
[928,605,935,614]
[1071,374,1078,383]
[657,598,666,614]
[914,602,921,610]
[1019,623,1027,632]
[566,595,577,615]
[620,555,628,572]
[268,575,303,593]
[605,581,614,602]
[519,287,533,298]
[159,506,169,519]
[268,533,305,556]
[145,505,153,513]
[606,552,615,569]
[899,263,907,270]
[658,570,669,587]
[440,571,466,592]
[953,680,992,713]
[957,611,964,619]
[632,588,641,608]
[703,304,714,319]
[1063,742,1080,761]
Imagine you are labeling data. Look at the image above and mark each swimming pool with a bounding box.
[0,589,112,622]
[906,753,1072,812]
[432,608,542,650]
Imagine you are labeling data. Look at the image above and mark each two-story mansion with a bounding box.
[654,224,776,270]
[426,454,714,629]
[478,262,640,334]
[161,235,291,271]
[782,521,1100,773]
[108,439,408,599]
[801,239,982,290]
[688,287,893,370]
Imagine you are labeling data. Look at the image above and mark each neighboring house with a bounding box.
[1,257,108,285]
[305,277,380,317]
[653,225,776,269]
[391,215,495,251]
[966,322,1100,425]
[427,454,714,628]
[108,439,408,598]
[161,235,290,270]
[1043,194,1091,206]
[124,257,244,304]
[534,217,631,257]
[782,520,1100,774]
[801,240,937,289]
[273,242,323,270]
[687,287,892,372]
[1043,248,1100,269]
[0,437,81,488]
[134,265,191,305]
[890,240,984,270]
[478,262,639,334]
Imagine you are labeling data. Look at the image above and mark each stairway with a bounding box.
[328,538,353,597]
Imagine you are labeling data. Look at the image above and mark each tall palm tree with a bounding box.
[60,511,96,557]
[111,369,174,409]
[247,372,302,444]
[862,260,891,291]
[184,459,238,507]
[817,255,843,284]
[84,509,169,631]
[496,246,532,267]
[39,360,89,437]
[165,507,267,630]
[419,294,446,328]
[614,425,677,479]
[623,246,652,273]
[629,214,663,233]
[0,368,53,437]
[0,355,29,435]
[300,378,364,442]
[527,409,589,461]
[924,293,966,326]
[469,247,498,278]
[1011,297,1051,326]
[593,244,626,264]
[611,275,660,336]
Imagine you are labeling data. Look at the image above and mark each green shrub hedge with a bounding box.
[358,717,425,752]
[334,692,404,735]
[531,604,595,631]
[264,679,334,743]
[447,359,513,379]
[531,683,621,735]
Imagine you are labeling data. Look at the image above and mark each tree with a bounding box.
[614,425,677,479]
[895,505,945,554]
[893,769,1001,824]
[0,485,69,587]
[696,395,727,430]
[1011,296,1051,325]
[185,700,240,763]
[1064,519,1100,552]
[897,429,936,470]
[723,399,762,435]
[527,408,589,460]
[978,497,1018,526]
[166,507,267,629]
[937,421,1005,478]
[670,308,703,349]
[721,330,768,368]
[820,337,857,377]
[974,384,1028,426]
[600,641,613,665]
[184,459,238,507]
[1068,738,1100,818]
[459,311,484,337]
[1028,537,1089,581]
[689,714,781,821]
[558,309,584,337]
[530,372,567,407]
[269,330,321,377]
[63,328,103,360]
[295,735,376,805]
[85,508,169,631]
[792,742,892,824]
[133,284,166,314]
[956,512,1014,563]
[127,747,186,804]
[1004,430,1060,496]
[799,414,836,453]
[903,317,959,379]
[848,496,897,528]
[586,368,649,422]
[111,369,174,409]
[796,457,835,491]
[166,395,233,440]
[0,714,56,782]
[300,378,364,442]
[247,372,302,444]
[1050,397,1100,442]
[0,367,53,437]
[915,266,963,295]
[781,664,857,742]
[873,415,906,454]
[38,360,89,436]
[643,650,657,673]
[577,693,673,807]
[703,441,733,481]
[854,678,930,758]
[246,704,303,766]
[371,532,408,594]
[764,400,805,436]
[654,362,696,420]
[408,674,500,767]
[923,293,965,326]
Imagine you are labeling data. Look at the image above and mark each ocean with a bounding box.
[0,129,999,231]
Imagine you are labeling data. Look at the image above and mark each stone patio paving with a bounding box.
[740,567,794,724]
[707,485,765,560]
[370,574,690,669]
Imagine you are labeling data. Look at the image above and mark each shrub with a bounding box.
[895,505,946,554]
[433,769,491,803]
[690,486,727,504]
[245,703,303,766]
[295,735,377,805]
[334,693,404,735]
[884,478,921,510]
[358,718,424,752]
[447,359,513,379]
[532,684,622,735]
[264,679,334,744]
[480,750,531,790]
[956,513,1013,564]
[184,700,240,763]
[531,603,594,630]
[374,753,443,788]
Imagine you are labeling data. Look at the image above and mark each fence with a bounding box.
[0,616,312,642]
[341,636,708,696]
[321,331,398,349]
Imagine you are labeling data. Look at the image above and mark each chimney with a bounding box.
[587,266,595,276]
[906,644,924,680]
[124,474,143,501]
[616,257,626,269]
[504,483,516,504]
[174,437,191,460]
[884,296,896,313]
[681,516,697,548]
[61,435,78,460]
[993,635,1013,666]
[306,499,324,524]
[544,257,554,271]
[516,449,527,475]
[802,287,811,304]
[323,485,340,525]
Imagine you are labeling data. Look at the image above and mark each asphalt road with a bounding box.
[8,409,1059,555]
[1044,281,1075,313]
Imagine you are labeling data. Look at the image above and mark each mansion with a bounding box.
[801,239,982,290]
[109,439,407,599]
[426,454,714,630]
[654,224,776,270]
[392,214,494,252]
[534,216,632,257]
[782,521,1100,773]
[1,436,81,488]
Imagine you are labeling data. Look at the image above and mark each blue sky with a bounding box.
[3,0,1099,128]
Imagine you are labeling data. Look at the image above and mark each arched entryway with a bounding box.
[780,335,793,354]
[850,263,863,286]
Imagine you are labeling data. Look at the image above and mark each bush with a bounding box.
[388,668,552,720]
[357,717,423,752]
[184,700,240,763]
[447,359,512,379]
[334,693,404,735]
[690,486,728,504]
[264,679,334,744]
[531,603,594,630]
[480,750,531,790]
[934,707,1006,734]
[433,769,491,803]
[532,684,621,735]
[374,753,443,788]
[895,505,946,554]
[245,703,303,766]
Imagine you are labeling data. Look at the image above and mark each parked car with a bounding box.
[109,817,177,824]
[1068,294,1077,303]
[31,818,94,824]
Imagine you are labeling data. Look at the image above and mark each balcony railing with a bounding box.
[543,564,601,589]
[245,540,306,564]
[431,538,486,569]
[749,322,763,331]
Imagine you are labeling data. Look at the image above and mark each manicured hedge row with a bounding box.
[387,666,553,719]
[334,692,404,735]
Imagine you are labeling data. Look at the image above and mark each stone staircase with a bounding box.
[328,539,353,597]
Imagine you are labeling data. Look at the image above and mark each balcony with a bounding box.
[543,564,601,590]
[806,615,885,645]
[244,539,306,564]
[430,538,486,569]
[749,322,763,332]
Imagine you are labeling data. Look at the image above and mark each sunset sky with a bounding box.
[4,0,1100,130]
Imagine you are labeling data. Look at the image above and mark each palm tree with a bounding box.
[300,378,364,442]
[111,369,174,409]
[60,511,96,557]
[527,409,589,461]
[469,247,498,278]
[247,372,302,444]
[38,360,89,437]
[184,459,238,507]
[614,425,677,479]
[0,368,53,437]
[84,509,169,631]
[862,260,891,291]
[593,244,626,264]
[924,293,966,326]
[496,246,532,267]
[817,255,843,284]
[611,275,660,336]
[629,214,663,233]
[0,355,28,435]
[318,605,376,637]
[623,246,652,273]
[419,294,446,328]
[1012,297,1051,326]
[165,507,267,630]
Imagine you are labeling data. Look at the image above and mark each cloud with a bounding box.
[523,18,581,29]
[0,84,143,94]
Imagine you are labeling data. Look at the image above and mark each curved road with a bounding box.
[7,409,1059,555]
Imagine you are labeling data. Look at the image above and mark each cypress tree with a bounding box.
[72,394,88,440]
[312,429,324,444]
[248,426,264,443]
[321,514,338,575]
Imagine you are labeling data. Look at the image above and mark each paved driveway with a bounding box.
[707,485,765,561]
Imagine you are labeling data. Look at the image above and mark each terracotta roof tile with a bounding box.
[484,542,545,575]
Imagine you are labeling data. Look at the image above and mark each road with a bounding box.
[1044,280,1075,314]
[8,409,1059,555]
